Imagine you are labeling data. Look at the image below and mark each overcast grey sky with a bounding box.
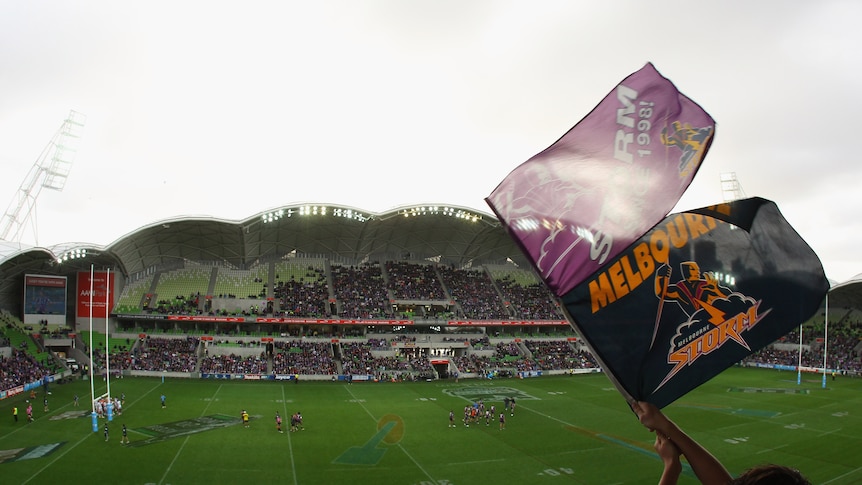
[1,1,859,283]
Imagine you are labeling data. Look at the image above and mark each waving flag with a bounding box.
[560,198,829,408]
[486,62,715,297]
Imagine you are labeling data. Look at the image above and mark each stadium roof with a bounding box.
[1,202,860,318]
[0,203,529,311]
[821,274,862,313]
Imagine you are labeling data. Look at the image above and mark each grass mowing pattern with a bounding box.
[0,367,860,484]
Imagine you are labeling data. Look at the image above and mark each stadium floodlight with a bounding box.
[56,247,88,264]
[261,209,285,223]
[332,208,369,222]
[0,110,86,243]
[720,172,746,202]
[398,206,482,222]
[298,205,327,216]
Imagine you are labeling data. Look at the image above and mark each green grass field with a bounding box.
[1,368,860,485]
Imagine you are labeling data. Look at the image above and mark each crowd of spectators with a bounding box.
[339,339,432,378]
[385,261,446,300]
[495,341,523,359]
[438,266,511,319]
[199,353,267,374]
[470,336,491,349]
[151,293,202,315]
[523,340,600,370]
[271,340,336,375]
[341,341,385,375]
[0,332,595,389]
[332,264,391,319]
[125,260,577,323]
[743,325,861,373]
[525,340,576,370]
[0,348,50,390]
[496,277,563,320]
[128,337,200,372]
[91,346,133,375]
[272,268,329,318]
[453,354,493,375]
[400,347,434,374]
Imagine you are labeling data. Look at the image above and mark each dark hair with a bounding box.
[732,464,811,485]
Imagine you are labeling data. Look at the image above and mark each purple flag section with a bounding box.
[486,62,715,297]
[560,198,829,408]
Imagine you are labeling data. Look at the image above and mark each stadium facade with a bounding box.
[0,202,553,326]
[2,201,861,329]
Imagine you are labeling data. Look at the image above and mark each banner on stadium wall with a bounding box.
[255,317,415,325]
[23,274,67,324]
[76,271,115,319]
[446,320,567,326]
[561,198,829,408]
[518,370,543,378]
[486,62,715,297]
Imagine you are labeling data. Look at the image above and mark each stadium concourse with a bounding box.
[0,202,861,391]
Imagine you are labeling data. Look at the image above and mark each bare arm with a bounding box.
[632,401,732,485]
[654,433,682,485]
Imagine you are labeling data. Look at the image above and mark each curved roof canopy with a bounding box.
[1,204,859,317]
[0,203,528,310]
[106,203,525,274]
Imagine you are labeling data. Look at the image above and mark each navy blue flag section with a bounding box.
[560,197,829,409]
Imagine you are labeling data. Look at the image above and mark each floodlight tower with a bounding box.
[719,171,745,202]
[0,110,86,244]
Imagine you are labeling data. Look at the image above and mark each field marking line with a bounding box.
[2,392,77,442]
[0,398,66,440]
[115,379,162,412]
[817,428,843,438]
[442,458,505,466]
[822,465,862,485]
[19,380,165,483]
[557,447,606,455]
[22,431,92,484]
[521,404,695,477]
[281,384,298,485]
[158,431,193,485]
[158,383,223,485]
[344,384,438,485]
[756,444,787,454]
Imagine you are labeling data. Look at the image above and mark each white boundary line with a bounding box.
[21,380,164,484]
[343,384,438,484]
[158,383,223,485]
[281,384,298,485]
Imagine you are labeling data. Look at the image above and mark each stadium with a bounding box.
[1,199,862,484]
